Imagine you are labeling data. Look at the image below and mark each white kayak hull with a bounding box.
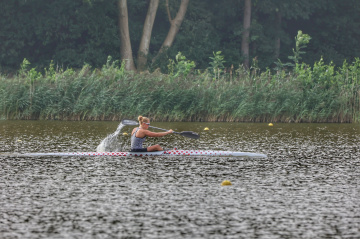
[16,150,267,158]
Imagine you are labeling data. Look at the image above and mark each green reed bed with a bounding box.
[0,57,359,122]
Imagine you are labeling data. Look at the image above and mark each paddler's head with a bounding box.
[138,115,150,129]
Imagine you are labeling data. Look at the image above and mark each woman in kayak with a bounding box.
[131,116,173,152]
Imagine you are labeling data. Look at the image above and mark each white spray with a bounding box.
[96,122,126,152]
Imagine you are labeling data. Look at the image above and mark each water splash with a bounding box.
[96,123,125,152]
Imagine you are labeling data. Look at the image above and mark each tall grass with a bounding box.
[0,57,359,122]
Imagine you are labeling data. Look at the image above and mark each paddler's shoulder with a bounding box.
[131,127,140,134]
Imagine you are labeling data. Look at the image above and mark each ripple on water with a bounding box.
[0,121,359,238]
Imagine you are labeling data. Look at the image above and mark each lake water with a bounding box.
[1,120,359,238]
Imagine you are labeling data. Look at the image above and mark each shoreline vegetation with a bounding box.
[1,55,360,123]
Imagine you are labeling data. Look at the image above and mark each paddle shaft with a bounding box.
[149,125,199,139]
[121,119,200,139]
[148,125,179,134]
[122,119,182,134]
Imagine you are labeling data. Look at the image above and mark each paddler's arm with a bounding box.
[143,129,173,137]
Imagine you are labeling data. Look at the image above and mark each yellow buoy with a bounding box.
[268,123,274,126]
[221,180,232,186]
[204,127,209,131]
[122,132,128,136]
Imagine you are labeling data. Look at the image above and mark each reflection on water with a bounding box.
[0,121,359,238]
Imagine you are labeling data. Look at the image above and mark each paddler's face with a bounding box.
[143,121,150,129]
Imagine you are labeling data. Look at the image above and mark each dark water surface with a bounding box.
[1,120,359,238]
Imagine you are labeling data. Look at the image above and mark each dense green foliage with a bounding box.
[1,1,359,122]
[0,0,120,71]
[1,56,359,122]
[1,0,360,72]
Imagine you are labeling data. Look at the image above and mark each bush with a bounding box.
[0,57,359,122]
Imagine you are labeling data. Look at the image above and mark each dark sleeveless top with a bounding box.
[131,127,146,150]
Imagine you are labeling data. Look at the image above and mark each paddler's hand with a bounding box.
[168,129,174,134]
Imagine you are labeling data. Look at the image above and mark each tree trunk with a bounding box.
[137,0,159,71]
[153,0,190,63]
[241,0,251,69]
[274,11,281,59]
[118,0,136,71]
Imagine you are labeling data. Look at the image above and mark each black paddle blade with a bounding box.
[121,119,138,125]
[179,131,200,139]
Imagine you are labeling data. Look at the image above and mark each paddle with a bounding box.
[121,119,200,139]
